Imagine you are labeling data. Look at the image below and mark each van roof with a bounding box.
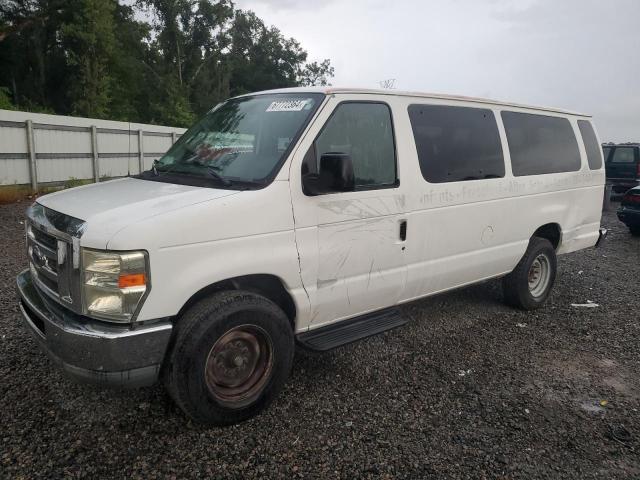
[245,86,591,118]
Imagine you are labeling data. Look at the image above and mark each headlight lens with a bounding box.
[82,249,148,322]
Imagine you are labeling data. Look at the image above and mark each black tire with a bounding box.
[502,237,557,310]
[630,226,640,236]
[164,290,294,426]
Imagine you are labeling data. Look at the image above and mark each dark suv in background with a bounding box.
[603,143,640,195]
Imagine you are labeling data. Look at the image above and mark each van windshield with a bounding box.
[147,93,324,188]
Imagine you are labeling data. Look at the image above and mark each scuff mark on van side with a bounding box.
[366,258,375,290]
[317,278,338,289]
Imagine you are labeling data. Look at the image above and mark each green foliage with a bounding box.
[298,59,335,87]
[63,177,92,189]
[61,0,116,118]
[0,0,334,127]
[0,86,15,110]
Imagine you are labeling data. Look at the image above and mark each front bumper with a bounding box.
[16,270,172,388]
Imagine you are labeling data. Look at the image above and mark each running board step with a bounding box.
[296,307,407,351]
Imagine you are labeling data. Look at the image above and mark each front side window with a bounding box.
[577,120,603,170]
[408,104,504,183]
[502,111,581,176]
[610,147,636,163]
[310,102,397,189]
[151,93,324,188]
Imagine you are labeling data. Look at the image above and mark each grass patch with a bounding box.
[0,185,37,205]
[0,181,89,205]
[0,175,123,205]
[63,177,94,189]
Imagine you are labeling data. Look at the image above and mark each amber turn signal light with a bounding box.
[118,273,146,288]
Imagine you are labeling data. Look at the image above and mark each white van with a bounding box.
[17,88,606,425]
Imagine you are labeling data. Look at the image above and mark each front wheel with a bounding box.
[165,290,294,426]
[502,237,557,310]
[629,226,640,237]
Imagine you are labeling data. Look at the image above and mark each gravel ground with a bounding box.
[1,200,638,479]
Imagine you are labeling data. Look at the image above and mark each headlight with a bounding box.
[82,249,149,322]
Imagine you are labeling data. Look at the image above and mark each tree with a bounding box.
[0,0,335,126]
[107,2,153,122]
[298,59,335,87]
[0,87,15,110]
[226,10,307,96]
[139,0,234,125]
[61,0,117,118]
[0,0,71,112]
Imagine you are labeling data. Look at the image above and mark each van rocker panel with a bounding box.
[297,307,407,351]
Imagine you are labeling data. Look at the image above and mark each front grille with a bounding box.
[26,203,86,313]
[31,226,58,251]
[27,228,70,305]
[28,223,62,296]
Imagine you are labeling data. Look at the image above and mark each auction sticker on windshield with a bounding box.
[266,99,310,112]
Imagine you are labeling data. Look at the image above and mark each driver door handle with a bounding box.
[399,220,407,241]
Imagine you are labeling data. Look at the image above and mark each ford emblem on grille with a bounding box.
[32,245,50,271]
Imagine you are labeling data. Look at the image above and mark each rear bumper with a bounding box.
[16,269,173,388]
[608,179,640,194]
[595,228,608,248]
[617,207,640,228]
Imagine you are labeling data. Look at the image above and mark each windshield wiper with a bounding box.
[142,157,258,189]
[187,159,232,186]
[203,166,232,186]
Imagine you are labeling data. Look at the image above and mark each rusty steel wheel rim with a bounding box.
[204,325,274,408]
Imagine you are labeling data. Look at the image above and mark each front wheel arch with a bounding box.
[175,274,297,329]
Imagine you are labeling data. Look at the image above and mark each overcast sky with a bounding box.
[237,0,639,142]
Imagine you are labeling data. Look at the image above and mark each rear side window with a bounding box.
[314,102,397,188]
[610,147,636,163]
[577,120,603,170]
[501,112,581,176]
[408,104,504,183]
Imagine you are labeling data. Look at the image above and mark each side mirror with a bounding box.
[303,152,355,195]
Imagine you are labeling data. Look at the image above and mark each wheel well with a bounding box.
[177,274,297,327]
[532,223,562,250]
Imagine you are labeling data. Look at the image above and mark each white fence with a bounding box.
[0,109,186,188]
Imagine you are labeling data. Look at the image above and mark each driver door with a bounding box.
[290,98,408,329]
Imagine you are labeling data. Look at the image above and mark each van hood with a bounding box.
[36,177,240,248]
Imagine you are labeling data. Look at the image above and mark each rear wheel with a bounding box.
[165,290,294,426]
[629,226,640,236]
[502,237,557,310]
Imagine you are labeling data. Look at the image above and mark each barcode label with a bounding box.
[266,100,309,112]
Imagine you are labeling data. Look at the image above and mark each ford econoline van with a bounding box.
[17,88,607,425]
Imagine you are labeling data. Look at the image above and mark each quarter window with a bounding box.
[312,102,397,189]
[408,104,505,183]
[577,120,602,170]
[501,112,581,176]
[602,146,611,163]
